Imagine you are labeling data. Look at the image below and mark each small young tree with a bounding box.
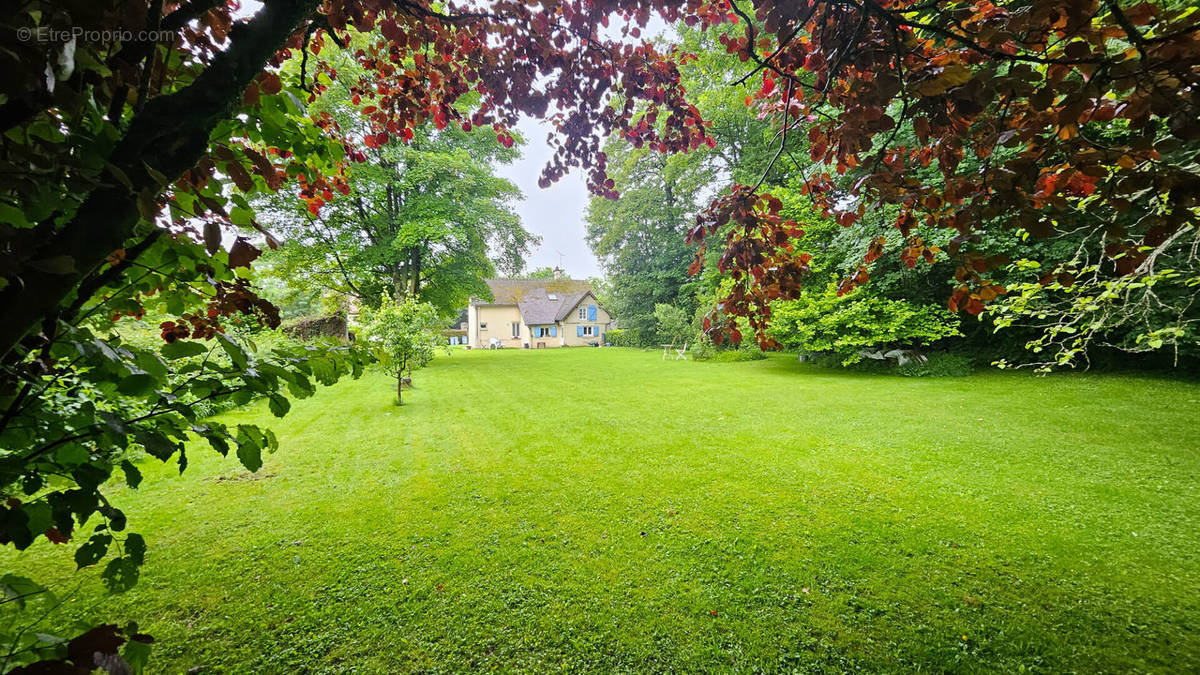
[359,298,444,404]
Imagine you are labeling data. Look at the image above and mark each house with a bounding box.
[467,270,612,349]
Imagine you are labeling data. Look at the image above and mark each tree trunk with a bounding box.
[0,0,321,361]
[396,373,403,405]
[410,246,421,297]
[392,264,405,301]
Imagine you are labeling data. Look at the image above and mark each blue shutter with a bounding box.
[588,304,597,321]
[577,325,583,338]
[550,325,557,337]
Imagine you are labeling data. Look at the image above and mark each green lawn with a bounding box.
[6,348,1200,673]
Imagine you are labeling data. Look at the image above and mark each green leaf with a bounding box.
[161,340,209,360]
[123,637,153,674]
[1,574,47,609]
[134,429,180,461]
[236,442,262,473]
[56,444,91,466]
[235,425,264,472]
[23,502,52,541]
[230,206,254,226]
[208,435,231,455]
[217,334,249,371]
[124,533,146,565]
[267,393,290,418]
[100,505,127,532]
[135,351,168,381]
[0,506,33,550]
[102,556,140,592]
[118,373,157,396]
[286,371,315,398]
[75,533,113,568]
[0,202,29,228]
[121,460,143,489]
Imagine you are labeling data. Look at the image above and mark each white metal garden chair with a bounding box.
[661,341,689,360]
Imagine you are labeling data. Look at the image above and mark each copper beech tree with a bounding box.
[683,0,1200,349]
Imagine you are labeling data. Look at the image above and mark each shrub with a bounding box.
[896,352,974,377]
[692,341,766,362]
[769,279,961,365]
[605,328,636,347]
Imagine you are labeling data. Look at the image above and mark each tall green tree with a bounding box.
[259,54,537,315]
[585,144,706,345]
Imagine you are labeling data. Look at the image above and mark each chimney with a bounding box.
[552,266,566,280]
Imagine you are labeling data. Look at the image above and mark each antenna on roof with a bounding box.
[552,251,567,280]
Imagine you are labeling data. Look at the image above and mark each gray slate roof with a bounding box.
[472,278,594,325]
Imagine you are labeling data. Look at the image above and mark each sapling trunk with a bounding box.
[394,356,410,405]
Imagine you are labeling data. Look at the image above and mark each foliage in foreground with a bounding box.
[0,314,366,669]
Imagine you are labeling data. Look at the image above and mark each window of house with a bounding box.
[577,307,587,320]
[511,322,520,338]
[548,293,558,301]
[581,325,595,337]
[480,322,487,330]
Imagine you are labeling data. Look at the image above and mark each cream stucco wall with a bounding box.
[559,293,612,347]
[470,305,527,348]
[526,324,563,349]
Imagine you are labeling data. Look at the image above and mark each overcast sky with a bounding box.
[495,16,672,281]
[496,117,603,279]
